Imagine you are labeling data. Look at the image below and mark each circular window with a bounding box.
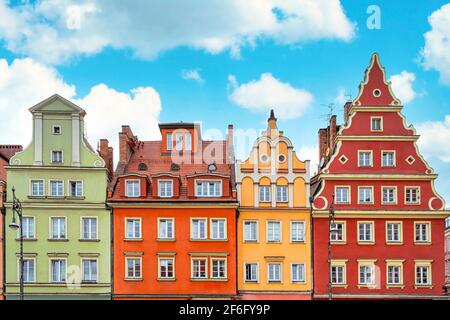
[278,154,286,163]
[260,154,269,163]
[138,163,148,171]
[208,163,217,172]
[373,89,381,97]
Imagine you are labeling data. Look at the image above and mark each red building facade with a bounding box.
[312,53,448,299]
[107,123,238,299]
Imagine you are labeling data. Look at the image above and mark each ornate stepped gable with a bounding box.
[313,53,445,212]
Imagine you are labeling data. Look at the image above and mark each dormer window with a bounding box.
[158,180,173,198]
[167,133,173,151]
[196,180,221,197]
[185,132,192,151]
[175,133,183,151]
[371,117,383,131]
[52,125,61,135]
[125,180,140,198]
[52,151,63,163]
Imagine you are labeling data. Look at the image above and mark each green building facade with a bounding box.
[4,94,111,299]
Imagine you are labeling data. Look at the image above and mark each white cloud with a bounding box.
[416,115,450,163]
[333,87,348,106]
[420,3,450,85]
[0,0,356,64]
[228,73,313,120]
[298,145,318,175]
[181,69,204,84]
[389,71,417,104]
[0,58,161,163]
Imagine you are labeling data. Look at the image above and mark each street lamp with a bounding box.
[9,187,24,300]
[327,194,336,300]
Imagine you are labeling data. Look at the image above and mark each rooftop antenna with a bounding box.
[318,103,335,123]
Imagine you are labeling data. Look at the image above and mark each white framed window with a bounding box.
[243,221,258,242]
[267,263,282,283]
[49,180,64,197]
[382,187,397,204]
[50,217,66,239]
[52,125,62,135]
[158,180,173,198]
[276,185,288,202]
[210,219,226,240]
[335,186,350,204]
[175,133,183,151]
[415,222,430,243]
[30,180,44,196]
[371,117,383,131]
[81,217,97,240]
[158,218,174,239]
[191,218,207,239]
[82,259,98,282]
[211,258,227,279]
[330,222,346,242]
[23,258,36,283]
[51,150,63,163]
[386,263,403,285]
[267,221,281,242]
[126,257,142,279]
[125,218,141,239]
[159,257,175,279]
[331,264,346,285]
[50,259,67,283]
[358,151,372,167]
[69,181,83,197]
[386,222,402,243]
[166,133,173,151]
[358,186,373,204]
[196,180,221,197]
[405,187,420,204]
[125,180,140,198]
[358,221,374,242]
[359,264,375,285]
[244,263,258,282]
[291,263,305,283]
[259,186,271,202]
[290,221,305,242]
[415,263,431,286]
[382,151,395,167]
[21,216,35,239]
[191,258,207,279]
[185,132,192,151]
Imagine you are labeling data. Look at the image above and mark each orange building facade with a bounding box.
[0,145,22,300]
[108,123,238,299]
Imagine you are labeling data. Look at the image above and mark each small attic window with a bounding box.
[52,125,61,135]
[170,163,180,171]
[138,163,148,171]
[373,89,381,97]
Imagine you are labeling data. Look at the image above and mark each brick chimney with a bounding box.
[98,139,114,181]
[343,101,352,125]
[119,125,138,163]
[318,115,339,170]
[226,124,235,165]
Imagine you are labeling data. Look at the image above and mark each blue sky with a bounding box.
[0,0,449,205]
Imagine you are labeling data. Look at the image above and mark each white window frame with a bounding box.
[20,257,36,283]
[358,260,376,286]
[358,150,373,167]
[386,221,403,244]
[266,220,282,243]
[259,185,271,202]
[81,258,98,283]
[330,261,347,285]
[358,186,374,204]
[51,150,63,163]
[405,186,421,205]
[386,260,404,286]
[335,186,351,204]
[210,218,227,240]
[52,125,62,135]
[381,150,396,167]
[49,216,67,240]
[414,222,431,244]
[157,218,175,240]
[125,179,141,198]
[191,258,208,279]
[158,257,175,279]
[382,186,397,205]
[276,185,288,203]
[267,262,282,283]
[370,116,383,132]
[244,262,259,283]
[68,180,84,197]
[49,180,64,197]
[49,258,67,283]
[330,221,346,243]
[125,256,142,279]
[81,216,98,240]
[190,218,207,240]
[166,132,173,151]
[20,216,35,240]
[195,180,222,197]
[30,179,44,197]
[415,261,432,286]
[290,221,305,243]
[357,221,375,243]
[210,258,227,279]
[243,220,258,242]
[125,217,142,239]
[185,132,192,151]
[158,179,173,198]
[291,263,306,283]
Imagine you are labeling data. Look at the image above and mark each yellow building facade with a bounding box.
[236,111,312,299]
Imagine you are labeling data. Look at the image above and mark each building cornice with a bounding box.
[336,135,419,141]
[313,210,449,219]
[319,173,437,180]
[107,202,239,209]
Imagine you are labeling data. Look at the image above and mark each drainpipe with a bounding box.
[235,208,240,300]
[106,202,114,301]
[1,196,5,300]
[309,195,314,300]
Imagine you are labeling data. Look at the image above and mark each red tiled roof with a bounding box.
[0,145,23,161]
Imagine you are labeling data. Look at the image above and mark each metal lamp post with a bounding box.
[8,187,24,300]
[327,194,335,300]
